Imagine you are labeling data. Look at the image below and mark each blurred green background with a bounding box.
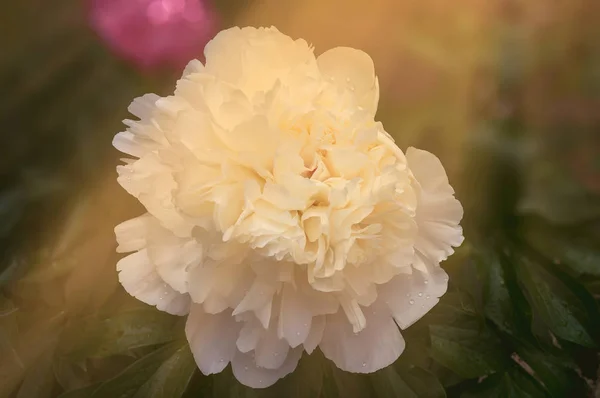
[1,0,600,397]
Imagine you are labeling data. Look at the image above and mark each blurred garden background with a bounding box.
[1,0,600,397]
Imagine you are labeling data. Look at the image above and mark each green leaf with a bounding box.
[476,247,530,337]
[399,366,447,398]
[370,366,418,398]
[132,345,196,398]
[461,365,549,398]
[273,351,324,398]
[370,365,446,398]
[512,248,596,347]
[429,324,507,378]
[325,361,374,398]
[64,309,178,359]
[515,345,584,398]
[91,341,187,398]
[479,250,517,334]
[425,292,479,328]
[522,219,600,277]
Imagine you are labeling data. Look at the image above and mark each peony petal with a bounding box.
[113,131,152,158]
[185,305,241,375]
[231,347,303,389]
[406,147,464,264]
[237,319,262,353]
[182,59,204,78]
[116,214,203,295]
[339,295,366,333]
[378,261,448,330]
[317,47,379,114]
[255,323,290,369]
[232,278,278,328]
[116,249,190,315]
[303,315,325,354]
[319,301,405,373]
[406,147,454,194]
[116,153,193,237]
[128,94,160,120]
[142,219,204,294]
[114,214,153,253]
[278,284,313,347]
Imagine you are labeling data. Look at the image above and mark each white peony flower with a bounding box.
[113,26,463,388]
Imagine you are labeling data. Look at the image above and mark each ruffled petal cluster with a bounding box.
[114,26,463,388]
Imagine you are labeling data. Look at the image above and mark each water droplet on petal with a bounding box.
[296,331,301,336]
[362,362,366,367]
[406,293,411,297]
[418,292,423,297]
[426,295,430,299]
[409,299,415,305]
[423,279,429,284]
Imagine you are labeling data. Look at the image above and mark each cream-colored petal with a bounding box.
[317,47,379,114]
[407,147,464,264]
[339,295,366,333]
[231,347,303,389]
[232,279,278,328]
[303,315,325,354]
[112,131,153,158]
[147,231,203,294]
[319,301,405,373]
[116,153,193,237]
[116,249,190,315]
[116,213,202,295]
[128,94,160,120]
[237,319,262,353]
[255,323,290,369]
[182,59,204,78]
[278,284,313,347]
[378,262,447,330]
[114,214,153,253]
[185,306,241,375]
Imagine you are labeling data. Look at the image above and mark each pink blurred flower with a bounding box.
[89,0,218,70]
